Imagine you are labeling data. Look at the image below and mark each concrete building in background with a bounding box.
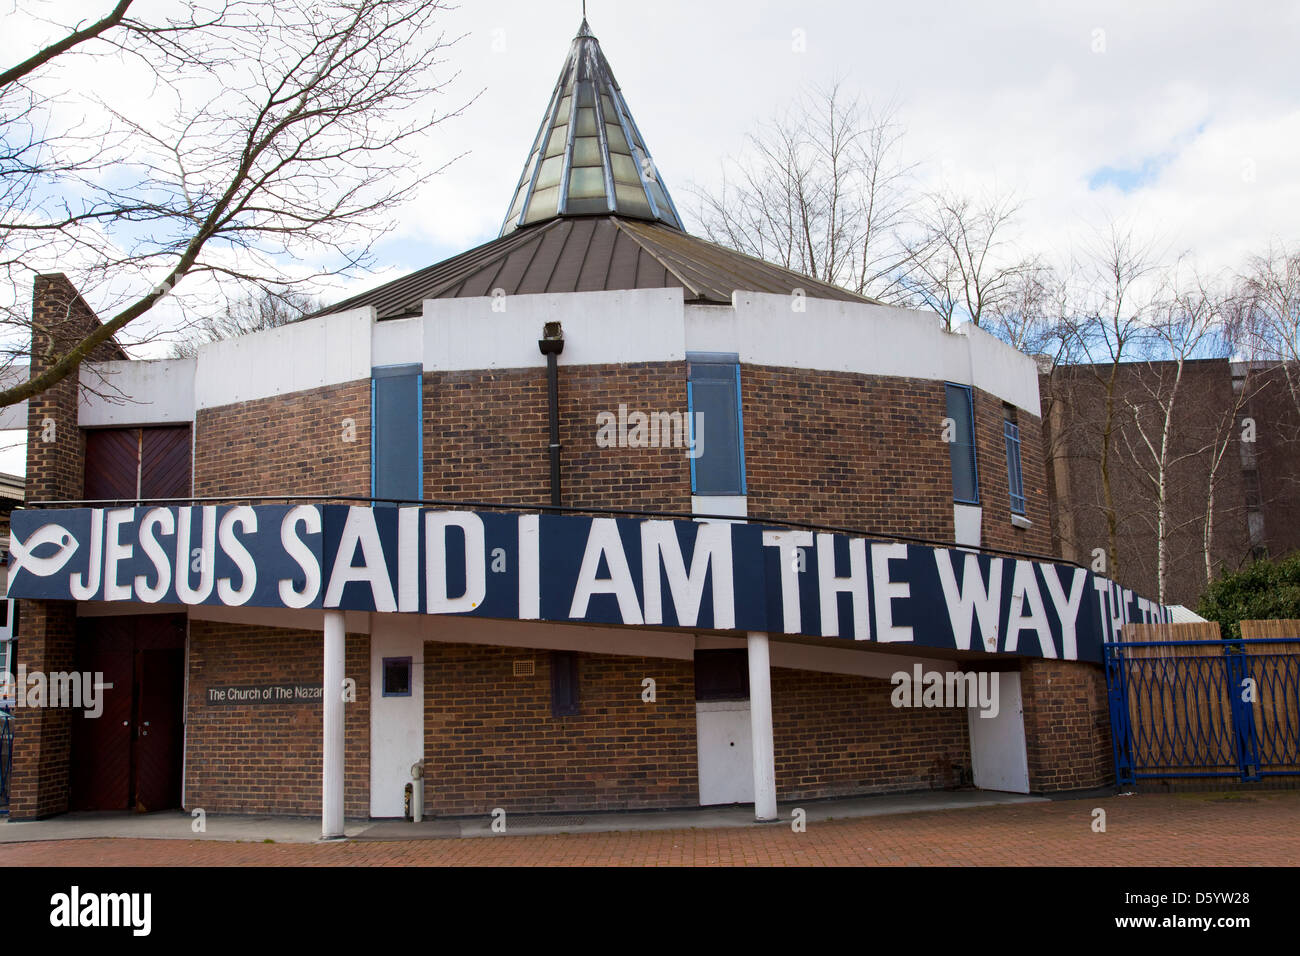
[4,21,1165,830]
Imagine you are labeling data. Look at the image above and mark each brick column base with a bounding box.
[1020,658,1116,793]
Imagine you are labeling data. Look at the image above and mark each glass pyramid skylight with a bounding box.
[500,19,685,235]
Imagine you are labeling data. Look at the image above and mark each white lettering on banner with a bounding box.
[1092,575,1111,642]
[641,520,734,628]
[134,507,174,602]
[324,506,396,612]
[424,511,486,613]
[102,508,134,601]
[278,505,321,608]
[761,529,813,633]
[7,504,1174,663]
[68,508,104,600]
[569,518,643,624]
[816,534,869,639]
[1004,561,1056,657]
[871,542,913,643]
[518,514,540,619]
[1041,564,1087,659]
[174,506,217,603]
[397,507,419,612]
[217,506,257,605]
[934,550,1003,653]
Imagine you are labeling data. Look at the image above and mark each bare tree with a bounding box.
[691,81,918,302]
[1,0,474,407]
[899,188,1042,332]
[168,289,319,357]
[1061,223,1163,580]
[1119,268,1229,602]
[1230,241,1300,414]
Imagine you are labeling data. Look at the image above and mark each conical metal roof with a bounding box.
[500,19,684,235]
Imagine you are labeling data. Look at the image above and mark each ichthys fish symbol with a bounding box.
[9,523,79,578]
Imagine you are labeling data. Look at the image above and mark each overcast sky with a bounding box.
[3,0,1298,475]
[395,0,1300,282]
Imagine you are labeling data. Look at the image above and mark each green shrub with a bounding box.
[1196,552,1300,638]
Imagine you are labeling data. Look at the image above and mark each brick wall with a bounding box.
[1020,659,1115,792]
[772,667,972,799]
[6,601,77,819]
[1042,360,1255,607]
[423,361,693,513]
[422,643,698,815]
[185,621,370,817]
[11,274,126,819]
[974,390,1052,555]
[742,369,955,539]
[193,381,370,498]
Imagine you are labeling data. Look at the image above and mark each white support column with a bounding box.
[746,631,778,821]
[322,610,346,839]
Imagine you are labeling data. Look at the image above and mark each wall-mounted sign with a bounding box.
[7,505,1170,663]
[206,683,323,705]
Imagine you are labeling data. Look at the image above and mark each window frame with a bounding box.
[370,363,424,506]
[945,382,980,506]
[1003,410,1026,515]
[381,656,413,698]
[686,352,747,496]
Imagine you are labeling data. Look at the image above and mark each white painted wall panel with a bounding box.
[684,295,1041,415]
[193,307,374,409]
[0,364,28,429]
[371,315,424,369]
[80,359,196,426]
[370,614,425,817]
[422,288,686,371]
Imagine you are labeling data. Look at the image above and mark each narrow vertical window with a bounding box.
[371,364,423,505]
[1004,407,1026,515]
[551,651,579,717]
[945,383,979,505]
[687,352,745,495]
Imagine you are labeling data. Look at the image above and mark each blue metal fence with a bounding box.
[1105,638,1300,785]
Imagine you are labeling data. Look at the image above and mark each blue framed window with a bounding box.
[371,364,423,505]
[945,383,979,505]
[1004,410,1026,515]
[687,353,746,495]
[382,657,412,697]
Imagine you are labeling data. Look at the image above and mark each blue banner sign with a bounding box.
[6,506,1170,662]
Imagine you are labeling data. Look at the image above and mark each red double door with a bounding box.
[70,615,187,812]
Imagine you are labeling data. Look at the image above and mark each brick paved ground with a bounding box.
[2,792,1297,866]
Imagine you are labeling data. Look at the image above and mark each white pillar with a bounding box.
[746,631,778,821]
[322,610,346,839]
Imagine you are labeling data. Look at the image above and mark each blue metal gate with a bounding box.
[1104,638,1300,785]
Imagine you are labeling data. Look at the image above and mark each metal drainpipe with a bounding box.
[538,322,565,506]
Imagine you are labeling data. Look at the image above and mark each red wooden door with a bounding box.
[133,648,185,811]
[70,615,186,812]
[83,425,191,502]
[70,624,134,811]
[140,426,192,500]
[83,429,141,501]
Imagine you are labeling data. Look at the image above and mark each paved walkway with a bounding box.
[0,788,1043,844]
[2,790,1297,865]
